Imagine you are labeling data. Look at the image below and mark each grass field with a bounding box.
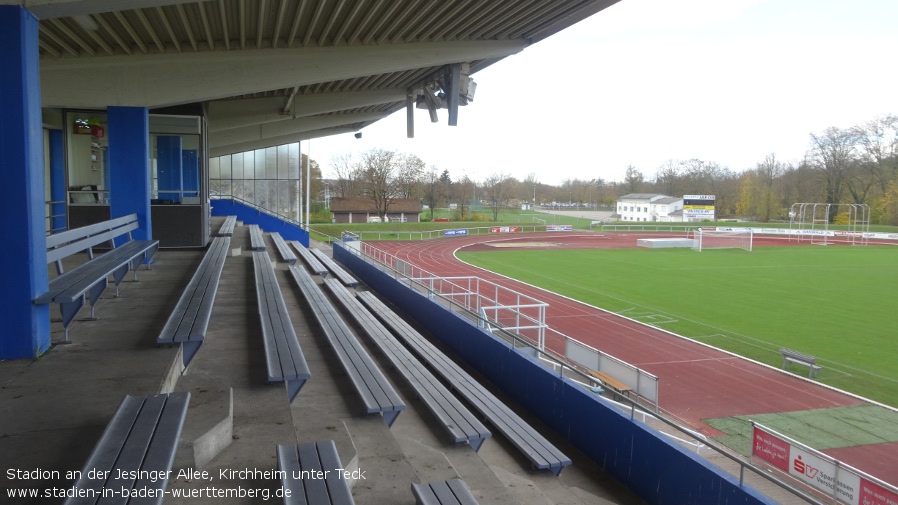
[457,245,898,407]
[309,210,594,242]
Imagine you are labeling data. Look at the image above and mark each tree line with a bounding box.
[322,113,898,224]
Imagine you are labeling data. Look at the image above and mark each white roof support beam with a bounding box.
[39,39,526,108]
[207,88,406,132]
[208,111,390,149]
[210,127,357,158]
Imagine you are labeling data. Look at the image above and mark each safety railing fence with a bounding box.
[344,239,824,504]
[211,194,306,229]
[338,224,548,242]
[45,199,67,234]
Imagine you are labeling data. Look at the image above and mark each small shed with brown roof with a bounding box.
[330,197,423,223]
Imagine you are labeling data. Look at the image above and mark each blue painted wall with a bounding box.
[334,243,776,505]
[210,198,309,247]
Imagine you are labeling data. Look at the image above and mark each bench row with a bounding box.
[37,213,159,342]
[66,392,473,505]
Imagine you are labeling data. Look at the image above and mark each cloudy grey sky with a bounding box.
[309,0,898,186]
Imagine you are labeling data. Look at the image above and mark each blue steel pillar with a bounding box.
[0,6,50,359]
[107,107,152,243]
[50,130,67,232]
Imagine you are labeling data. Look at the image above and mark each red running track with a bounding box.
[369,231,898,485]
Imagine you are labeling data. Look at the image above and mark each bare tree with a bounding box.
[853,114,898,193]
[624,164,644,193]
[397,154,425,199]
[330,153,362,198]
[809,127,858,210]
[422,165,443,219]
[483,172,513,220]
[654,160,680,196]
[360,148,400,220]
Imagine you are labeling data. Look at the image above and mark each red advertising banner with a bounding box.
[860,478,898,505]
[751,426,789,472]
[752,423,898,505]
[490,226,519,233]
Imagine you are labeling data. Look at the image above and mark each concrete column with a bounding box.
[107,106,152,242]
[50,130,67,232]
[0,6,50,359]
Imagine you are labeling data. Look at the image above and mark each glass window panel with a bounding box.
[233,180,246,201]
[288,143,300,179]
[254,149,266,179]
[244,151,255,180]
[254,180,268,208]
[277,145,289,179]
[232,153,243,180]
[210,157,220,179]
[219,155,231,180]
[268,180,279,215]
[265,147,277,179]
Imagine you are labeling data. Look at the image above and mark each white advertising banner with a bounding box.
[752,424,898,505]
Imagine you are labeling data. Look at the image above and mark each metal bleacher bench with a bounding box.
[270,232,297,264]
[157,236,230,367]
[218,215,237,236]
[288,265,406,425]
[249,224,266,251]
[323,279,491,451]
[411,479,480,505]
[357,291,572,475]
[64,392,189,505]
[252,251,310,403]
[291,241,328,277]
[277,440,355,505]
[35,213,159,342]
[310,248,358,287]
[780,348,822,378]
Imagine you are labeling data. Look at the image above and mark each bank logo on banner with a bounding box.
[752,424,898,505]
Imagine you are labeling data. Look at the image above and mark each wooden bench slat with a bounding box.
[291,241,328,277]
[277,445,308,505]
[310,248,357,287]
[324,279,489,449]
[253,252,310,400]
[271,232,298,264]
[218,215,237,236]
[357,291,571,475]
[288,265,404,423]
[249,224,266,251]
[65,393,189,505]
[411,479,479,505]
[587,370,633,393]
[316,441,355,505]
[278,441,355,505]
[157,237,230,366]
[297,442,331,505]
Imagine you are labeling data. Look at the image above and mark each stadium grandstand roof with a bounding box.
[22,0,621,156]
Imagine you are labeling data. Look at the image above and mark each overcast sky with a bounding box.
[308,0,898,186]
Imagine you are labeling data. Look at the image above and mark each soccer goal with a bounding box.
[691,228,753,252]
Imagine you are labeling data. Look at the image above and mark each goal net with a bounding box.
[692,228,753,252]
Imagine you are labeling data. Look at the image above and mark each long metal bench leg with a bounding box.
[87,279,108,319]
[112,264,129,296]
[59,298,85,344]
[383,410,402,427]
[286,379,307,404]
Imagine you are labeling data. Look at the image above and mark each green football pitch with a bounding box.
[457,245,898,408]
